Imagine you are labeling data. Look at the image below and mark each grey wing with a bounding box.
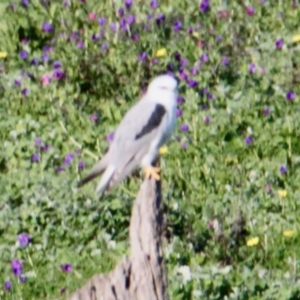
[107,100,168,188]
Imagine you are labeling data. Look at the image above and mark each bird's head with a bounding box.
[147,74,178,95]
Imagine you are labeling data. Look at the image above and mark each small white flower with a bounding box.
[177,265,192,283]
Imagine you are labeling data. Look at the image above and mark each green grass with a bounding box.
[1,0,300,299]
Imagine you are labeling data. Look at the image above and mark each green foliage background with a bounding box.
[1,0,300,299]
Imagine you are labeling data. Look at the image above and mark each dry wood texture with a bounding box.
[68,178,169,300]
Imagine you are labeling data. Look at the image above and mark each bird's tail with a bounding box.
[77,155,109,188]
[95,165,115,194]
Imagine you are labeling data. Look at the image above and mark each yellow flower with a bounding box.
[278,190,287,198]
[283,230,295,238]
[116,99,126,105]
[246,237,259,247]
[292,34,300,43]
[155,48,167,58]
[159,146,168,155]
[192,32,200,39]
[0,52,7,58]
[224,157,238,164]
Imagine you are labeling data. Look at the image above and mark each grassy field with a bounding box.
[1,0,300,299]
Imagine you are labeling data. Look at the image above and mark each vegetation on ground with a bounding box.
[1,0,300,299]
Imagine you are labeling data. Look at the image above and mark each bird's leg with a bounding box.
[143,166,161,180]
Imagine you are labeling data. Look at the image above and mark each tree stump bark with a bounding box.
[68,178,169,300]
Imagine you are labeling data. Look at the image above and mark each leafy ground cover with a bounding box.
[1,0,300,299]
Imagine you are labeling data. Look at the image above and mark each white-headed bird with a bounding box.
[77,74,178,195]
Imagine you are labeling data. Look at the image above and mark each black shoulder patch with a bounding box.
[135,103,166,140]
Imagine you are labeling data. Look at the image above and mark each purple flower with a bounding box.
[41,53,49,64]
[182,142,188,149]
[181,124,189,132]
[127,14,135,25]
[110,23,117,31]
[90,114,99,122]
[4,281,11,291]
[199,0,210,12]
[52,69,65,80]
[102,43,108,51]
[64,153,74,166]
[187,79,198,88]
[221,57,229,66]
[20,50,28,60]
[41,144,50,152]
[131,33,139,41]
[35,138,42,147]
[286,90,295,101]
[176,108,182,117]
[246,6,255,16]
[18,233,31,247]
[201,53,209,62]
[204,116,210,124]
[245,136,253,145]
[77,40,84,49]
[42,22,53,32]
[21,88,29,96]
[207,93,214,100]
[177,96,185,104]
[174,52,181,61]
[208,221,214,229]
[152,58,158,64]
[61,263,73,273]
[190,68,198,76]
[167,62,174,72]
[187,27,193,34]
[118,8,124,17]
[14,79,21,87]
[125,0,132,9]
[21,0,29,6]
[78,161,85,169]
[216,35,222,43]
[150,0,158,9]
[180,71,188,81]
[98,17,106,26]
[263,107,270,115]
[249,62,256,74]
[275,39,284,49]
[43,45,52,52]
[91,33,100,41]
[280,165,287,174]
[156,13,165,25]
[19,275,26,283]
[106,133,114,142]
[120,18,127,30]
[56,166,64,173]
[31,153,39,162]
[173,20,182,32]
[11,260,22,276]
[181,58,191,68]
[30,58,39,65]
[138,52,148,61]
[53,61,62,69]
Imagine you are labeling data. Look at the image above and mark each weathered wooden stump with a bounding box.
[68,178,169,300]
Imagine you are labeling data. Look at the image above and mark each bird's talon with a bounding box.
[144,166,161,180]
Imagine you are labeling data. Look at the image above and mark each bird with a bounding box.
[77,74,178,195]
